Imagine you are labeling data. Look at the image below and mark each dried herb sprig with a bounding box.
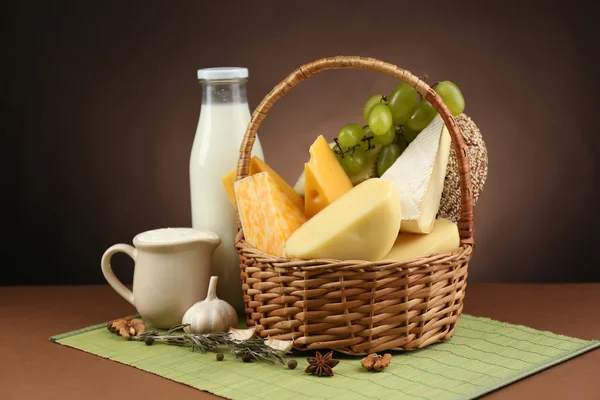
[227,338,286,365]
[134,324,230,354]
[132,324,287,364]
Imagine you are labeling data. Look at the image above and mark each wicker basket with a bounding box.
[234,56,474,355]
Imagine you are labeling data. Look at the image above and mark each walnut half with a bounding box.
[107,317,146,340]
[361,353,392,371]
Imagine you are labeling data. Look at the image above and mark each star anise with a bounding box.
[305,351,339,377]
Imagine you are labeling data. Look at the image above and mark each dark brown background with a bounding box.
[2,1,599,286]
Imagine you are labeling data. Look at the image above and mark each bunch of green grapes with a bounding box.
[334,80,465,177]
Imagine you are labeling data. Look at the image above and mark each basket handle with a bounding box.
[236,56,474,244]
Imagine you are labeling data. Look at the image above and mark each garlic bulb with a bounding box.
[182,276,238,334]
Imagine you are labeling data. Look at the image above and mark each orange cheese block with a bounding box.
[304,135,353,218]
[234,174,266,252]
[234,171,306,257]
[222,157,304,212]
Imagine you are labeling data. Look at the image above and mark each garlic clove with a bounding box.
[228,327,256,341]
[264,337,294,353]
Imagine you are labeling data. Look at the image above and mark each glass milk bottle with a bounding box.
[190,67,263,313]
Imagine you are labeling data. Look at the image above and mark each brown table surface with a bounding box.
[1,284,599,399]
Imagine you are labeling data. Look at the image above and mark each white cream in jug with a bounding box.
[190,69,263,313]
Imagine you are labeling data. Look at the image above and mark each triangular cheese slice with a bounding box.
[285,178,401,261]
[304,135,353,218]
[381,115,451,233]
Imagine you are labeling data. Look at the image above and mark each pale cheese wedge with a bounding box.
[381,115,451,234]
[383,218,460,261]
[285,178,401,261]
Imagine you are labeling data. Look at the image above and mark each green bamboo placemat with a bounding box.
[50,314,599,400]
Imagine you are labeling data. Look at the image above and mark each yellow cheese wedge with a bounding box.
[293,142,381,196]
[383,218,460,261]
[221,169,238,207]
[304,135,353,218]
[234,172,306,257]
[285,178,401,261]
[222,157,304,212]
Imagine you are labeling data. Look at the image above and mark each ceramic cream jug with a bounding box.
[101,227,221,328]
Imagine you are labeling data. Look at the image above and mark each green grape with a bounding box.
[362,94,383,123]
[332,144,346,168]
[368,104,393,136]
[358,126,373,151]
[360,125,377,152]
[377,144,401,177]
[388,83,418,125]
[358,139,370,152]
[402,125,419,143]
[337,123,363,148]
[341,148,366,175]
[372,127,395,146]
[332,143,344,157]
[407,100,437,132]
[435,81,465,116]
[397,135,409,153]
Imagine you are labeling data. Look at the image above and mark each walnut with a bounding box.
[361,353,392,371]
[107,317,146,340]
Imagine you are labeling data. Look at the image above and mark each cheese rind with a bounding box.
[304,136,353,218]
[222,157,304,212]
[234,172,306,257]
[383,218,460,261]
[285,178,401,261]
[381,115,451,234]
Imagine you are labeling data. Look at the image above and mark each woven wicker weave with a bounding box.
[235,56,474,355]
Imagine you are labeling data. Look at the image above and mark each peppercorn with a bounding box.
[144,336,155,346]
[216,353,224,361]
[242,353,252,363]
[287,359,298,370]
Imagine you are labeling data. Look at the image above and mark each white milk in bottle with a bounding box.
[189,67,263,313]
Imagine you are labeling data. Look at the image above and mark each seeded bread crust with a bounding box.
[438,113,488,222]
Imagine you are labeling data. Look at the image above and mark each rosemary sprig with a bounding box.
[227,339,286,365]
[135,328,229,354]
[132,325,287,364]
[165,323,190,335]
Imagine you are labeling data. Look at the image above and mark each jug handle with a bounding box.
[101,244,136,305]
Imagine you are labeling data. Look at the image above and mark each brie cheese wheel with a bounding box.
[382,115,452,234]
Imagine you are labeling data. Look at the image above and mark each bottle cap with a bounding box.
[197,67,248,80]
